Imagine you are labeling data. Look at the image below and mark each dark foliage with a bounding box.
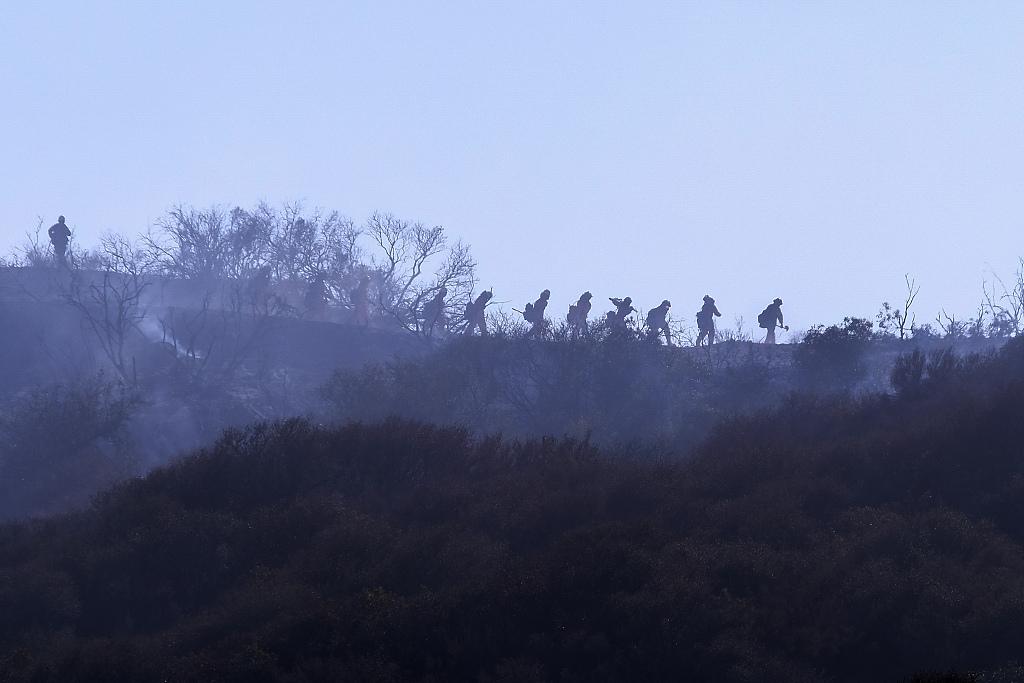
[795,317,874,386]
[0,374,140,520]
[4,340,1024,680]
[321,335,778,449]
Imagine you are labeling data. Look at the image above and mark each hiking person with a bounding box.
[696,295,722,348]
[48,215,71,266]
[351,275,371,326]
[464,290,492,336]
[646,299,673,345]
[758,297,788,344]
[523,289,550,338]
[567,291,593,336]
[422,286,448,335]
[607,296,635,329]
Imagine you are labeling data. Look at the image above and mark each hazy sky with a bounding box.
[2,1,1022,336]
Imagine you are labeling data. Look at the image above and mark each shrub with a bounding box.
[892,349,926,396]
[795,316,874,387]
[0,373,140,519]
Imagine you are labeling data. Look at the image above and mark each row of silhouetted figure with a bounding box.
[460,289,790,346]
[42,214,789,345]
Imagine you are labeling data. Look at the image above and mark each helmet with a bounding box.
[773,298,783,305]
[582,291,592,300]
[540,289,550,299]
[58,215,65,223]
[661,300,671,308]
[623,297,632,306]
[703,294,713,302]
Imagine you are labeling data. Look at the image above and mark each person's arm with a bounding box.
[777,310,784,326]
[714,305,721,317]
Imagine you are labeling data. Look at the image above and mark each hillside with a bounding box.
[3,340,1024,681]
[0,264,1008,522]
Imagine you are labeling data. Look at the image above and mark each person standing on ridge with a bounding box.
[646,299,673,345]
[48,215,72,267]
[757,297,788,344]
[422,286,448,335]
[464,290,493,336]
[607,296,635,330]
[523,289,550,338]
[696,295,722,348]
[567,291,593,336]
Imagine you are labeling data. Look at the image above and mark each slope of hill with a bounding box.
[3,341,1024,681]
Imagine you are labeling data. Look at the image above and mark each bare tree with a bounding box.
[935,309,969,339]
[63,234,152,384]
[146,205,235,281]
[156,278,289,387]
[877,274,919,340]
[982,259,1024,337]
[9,218,52,268]
[365,211,476,335]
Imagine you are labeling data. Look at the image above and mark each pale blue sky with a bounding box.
[2,1,1022,334]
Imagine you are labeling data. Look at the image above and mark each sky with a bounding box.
[2,1,1022,337]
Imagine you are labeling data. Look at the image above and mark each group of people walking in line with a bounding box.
[464,289,790,346]
[44,214,790,345]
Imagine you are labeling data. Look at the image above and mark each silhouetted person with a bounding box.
[607,296,635,329]
[422,286,448,335]
[567,291,593,336]
[464,290,492,335]
[523,289,550,338]
[758,297,788,344]
[351,275,371,326]
[305,274,330,320]
[696,295,722,348]
[48,215,71,266]
[646,299,672,345]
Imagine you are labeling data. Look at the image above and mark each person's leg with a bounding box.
[697,329,707,347]
[709,327,716,347]
[766,327,776,344]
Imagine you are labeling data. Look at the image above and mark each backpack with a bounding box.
[757,307,772,329]
[523,302,536,323]
[567,303,578,322]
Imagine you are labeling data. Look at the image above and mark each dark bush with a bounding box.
[892,348,926,396]
[320,334,778,450]
[0,373,140,519]
[795,316,874,387]
[4,340,1024,679]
